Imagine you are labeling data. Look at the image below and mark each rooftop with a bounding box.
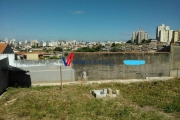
[0,43,8,54]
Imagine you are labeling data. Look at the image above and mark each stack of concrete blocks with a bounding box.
[91,88,117,98]
[107,88,117,97]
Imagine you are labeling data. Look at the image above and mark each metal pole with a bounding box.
[60,66,62,89]
[60,44,64,90]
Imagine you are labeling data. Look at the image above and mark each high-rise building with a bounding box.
[156,24,173,43]
[173,29,180,43]
[31,40,38,46]
[178,29,180,41]
[40,41,46,47]
[132,28,148,44]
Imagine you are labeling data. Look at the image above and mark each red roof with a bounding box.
[0,43,8,54]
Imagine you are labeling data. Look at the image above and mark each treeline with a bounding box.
[75,45,104,52]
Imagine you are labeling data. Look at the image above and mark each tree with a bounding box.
[66,48,72,51]
[111,43,116,47]
[110,47,117,52]
[54,47,63,52]
[49,56,60,59]
[147,39,152,43]
[141,39,148,44]
[64,52,68,56]
[76,47,95,52]
[126,40,132,43]
[94,45,102,51]
[101,45,105,48]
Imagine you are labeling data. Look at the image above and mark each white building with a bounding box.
[173,29,180,43]
[31,39,38,46]
[60,41,65,46]
[132,28,148,44]
[115,41,123,44]
[72,40,76,45]
[40,41,46,47]
[54,41,58,47]
[156,24,173,43]
[14,41,19,48]
[4,38,8,43]
[47,41,52,47]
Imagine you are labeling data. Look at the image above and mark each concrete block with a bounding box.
[107,88,112,95]
[103,89,107,94]
[95,94,107,98]
[92,90,102,97]
[93,90,103,94]
[116,90,120,95]
[91,90,106,98]
[91,88,117,98]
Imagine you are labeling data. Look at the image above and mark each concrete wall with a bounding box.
[0,54,74,84]
[0,54,14,66]
[15,60,64,67]
[1,47,179,83]
[171,46,180,70]
[0,57,9,94]
[170,70,180,78]
[0,54,64,67]
[20,66,74,83]
[170,46,180,77]
[72,52,171,81]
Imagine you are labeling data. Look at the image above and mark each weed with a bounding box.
[31,86,53,91]
[0,80,179,119]
[163,96,180,113]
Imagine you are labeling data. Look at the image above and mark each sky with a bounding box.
[0,0,180,42]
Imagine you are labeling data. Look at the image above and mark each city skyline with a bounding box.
[0,0,180,41]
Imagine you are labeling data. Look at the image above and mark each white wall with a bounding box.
[0,54,64,67]
[20,66,75,83]
[0,54,14,66]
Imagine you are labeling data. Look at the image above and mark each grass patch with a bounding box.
[119,80,180,114]
[0,80,179,119]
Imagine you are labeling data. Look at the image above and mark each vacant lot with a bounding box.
[0,79,180,120]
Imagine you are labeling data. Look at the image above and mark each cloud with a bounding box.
[71,11,85,15]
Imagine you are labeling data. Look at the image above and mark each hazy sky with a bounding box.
[0,0,180,42]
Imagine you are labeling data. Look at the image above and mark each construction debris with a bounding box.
[90,88,118,98]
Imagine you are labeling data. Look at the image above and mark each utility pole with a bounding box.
[60,45,64,90]
[60,66,62,89]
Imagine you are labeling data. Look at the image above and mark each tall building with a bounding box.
[156,24,173,43]
[31,40,38,47]
[132,28,148,44]
[40,41,46,47]
[178,29,180,41]
[173,29,180,43]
